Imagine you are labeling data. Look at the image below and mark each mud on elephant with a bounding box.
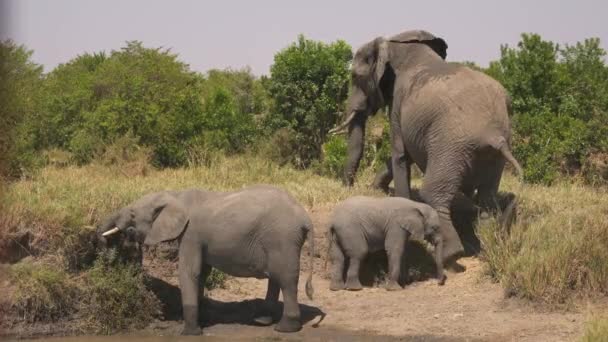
[330,29,522,263]
[97,185,315,335]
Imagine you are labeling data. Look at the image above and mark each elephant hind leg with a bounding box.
[419,162,466,263]
[329,229,345,291]
[253,278,280,326]
[475,159,505,214]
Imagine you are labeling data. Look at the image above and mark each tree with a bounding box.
[485,33,608,184]
[39,41,205,167]
[0,40,44,178]
[266,35,352,167]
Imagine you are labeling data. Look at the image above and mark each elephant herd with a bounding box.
[96,29,522,336]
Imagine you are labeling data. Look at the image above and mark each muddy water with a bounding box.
[7,325,468,342]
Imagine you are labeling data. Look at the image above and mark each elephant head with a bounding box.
[403,204,442,243]
[97,192,189,247]
[331,30,447,186]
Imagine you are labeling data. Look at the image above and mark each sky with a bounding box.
[2,0,607,75]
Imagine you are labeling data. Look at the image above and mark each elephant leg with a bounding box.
[345,255,363,291]
[475,159,505,214]
[384,228,406,291]
[371,157,393,193]
[178,241,203,336]
[419,163,465,263]
[329,230,345,291]
[274,249,302,333]
[391,152,412,198]
[254,278,280,326]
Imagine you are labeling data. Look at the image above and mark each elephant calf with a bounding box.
[328,196,445,291]
[97,185,314,335]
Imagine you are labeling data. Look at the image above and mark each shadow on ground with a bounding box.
[354,188,517,287]
[145,277,324,328]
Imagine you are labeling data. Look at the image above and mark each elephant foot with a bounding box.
[253,315,274,326]
[329,280,344,291]
[275,317,302,333]
[437,273,447,286]
[345,279,363,291]
[181,325,202,336]
[385,280,402,291]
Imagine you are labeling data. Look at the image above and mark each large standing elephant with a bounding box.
[97,185,314,335]
[330,30,522,263]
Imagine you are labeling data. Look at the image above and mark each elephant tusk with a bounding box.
[328,111,356,135]
[102,227,121,237]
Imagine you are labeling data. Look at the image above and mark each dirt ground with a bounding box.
[139,205,588,342]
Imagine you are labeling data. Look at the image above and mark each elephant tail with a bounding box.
[496,139,524,230]
[305,223,315,301]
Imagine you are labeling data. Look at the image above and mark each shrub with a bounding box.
[80,258,161,334]
[320,135,348,179]
[486,34,608,184]
[265,35,352,167]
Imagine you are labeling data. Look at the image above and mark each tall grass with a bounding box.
[479,177,608,304]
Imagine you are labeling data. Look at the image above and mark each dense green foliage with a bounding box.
[0,40,44,178]
[486,34,608,184]
[266,35,352,167]
[2,33,607,183]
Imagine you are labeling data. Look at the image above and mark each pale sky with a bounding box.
[2,0,607,75]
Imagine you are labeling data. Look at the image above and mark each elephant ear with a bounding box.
[388,30,448,60]
[371,37,389,107]
[401,212,425,242]
[145,197,189,246]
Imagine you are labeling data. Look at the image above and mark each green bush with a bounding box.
[265,35,352,167]
[320,135,348,179]
[0,40,44,179]
[486,34,608,184]
[81,258,161,334]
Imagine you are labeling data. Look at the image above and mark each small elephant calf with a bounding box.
[328,196,446,291]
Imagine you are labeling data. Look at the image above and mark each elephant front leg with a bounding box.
[385,229,406,291]
[178,242,203,336]
[254,278,280,326]
[372,157,393,194]
[390,133,412,198]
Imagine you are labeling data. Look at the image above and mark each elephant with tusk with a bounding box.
[97,185,315,335]
[330,29,522,263]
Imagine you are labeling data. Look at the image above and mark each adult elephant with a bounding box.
[330,30,522,262]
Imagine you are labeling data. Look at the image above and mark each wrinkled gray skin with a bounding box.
[96,185,314,335]
[328,196,445,291]
[334,30,522,263]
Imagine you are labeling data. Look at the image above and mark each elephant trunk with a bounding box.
[344,112,367,186]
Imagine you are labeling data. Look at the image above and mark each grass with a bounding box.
[7,260,79,323]
[3,154,608,335]
[0,155,381,334]
[582,316,608,342]
[479,177,608,304]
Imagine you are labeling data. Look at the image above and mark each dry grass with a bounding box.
[582,315,608,342]
[2,154,608,335]
[479,177,608,304]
